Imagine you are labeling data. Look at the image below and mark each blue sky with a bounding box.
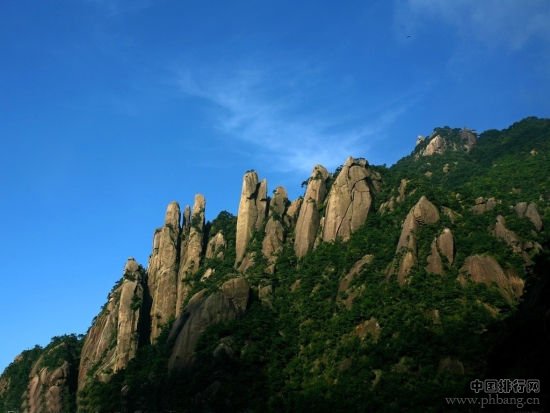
[1,0,549,372]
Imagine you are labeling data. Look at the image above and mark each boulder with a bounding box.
[459,255,524,302]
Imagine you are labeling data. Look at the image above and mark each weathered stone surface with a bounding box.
[168,278,250,370]
[338,254,373,309]
[441,206,461,223]
[472,197,498,214]
[390,196,440,283]
[518,202,543,227]
[200,268,215,281]
[460,128,477,151]
[294,165,329,258]
[426,229,455,275]
[421,135,446,156]
[177,194,206,314]
[437,228,455,265]
[459,255,524,302]
[397,179,409,203]
[339,254,374,293]
[397,251,416,285]
[235,171,268,266]
[493,215,522,253]
[148,202,181,341]
[237,252,256,273]
[23,358,71,413]
[426,239,444,275]
[420,129,476,157]
[285,197,302,227]
[379,179,409,213]
[323,157,379,242]
[262,219,285,270]
[262,187,288,270]
[270,186,288,216]
[396,196,439,253]
[79,259,147,389]
[205,231,226,260]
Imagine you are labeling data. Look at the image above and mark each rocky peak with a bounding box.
[148,202,182,341]
[460,128,477,151]
[164,201,181,229]
[270,186,288,216]
[294,165,329,258]
[262,186,289,272]
[79,259,148,391]
[419,128,477,157]
[322,157,380,242]
[177,194,206,315]
[205,231,226,260]
[235,171,268,267]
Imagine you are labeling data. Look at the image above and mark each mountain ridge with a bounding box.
[2,116,549,412]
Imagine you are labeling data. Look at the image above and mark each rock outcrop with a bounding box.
[168,278,250,370]
[515,202,543,231]
[21,341,78,413]
[294,165,329,258]
[338,254,373,309]
[205,231,226,260]
[379,179,410,213]
[177,194,206,314]
[426,228,454,275]
[459,255,524,302]
[79,258,147,389]
[460,129,477,151]
[262,186,288,271]
[390,196,440,283]
[421,134,447,156]
[493,215,522,253]
[235,171,268,267]
[471,197,498,214]
[322,157,380,242]
[148,202,181,341]
[419,128,476,157]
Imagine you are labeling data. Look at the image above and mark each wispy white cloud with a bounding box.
[396,0,550,50]
[175,64,417,174]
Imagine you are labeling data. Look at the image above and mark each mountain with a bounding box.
[1,116,549,412]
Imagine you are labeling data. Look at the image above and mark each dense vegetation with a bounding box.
[2,117,549,412]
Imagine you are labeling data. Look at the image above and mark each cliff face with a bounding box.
[148,202,181,340]
[78,259,148,389]
[322,157,381,242]
[235,172,268,267]
[294,165,329,257]
[177,194,206,315]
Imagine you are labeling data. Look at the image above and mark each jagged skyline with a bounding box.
[2,0,550,373]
